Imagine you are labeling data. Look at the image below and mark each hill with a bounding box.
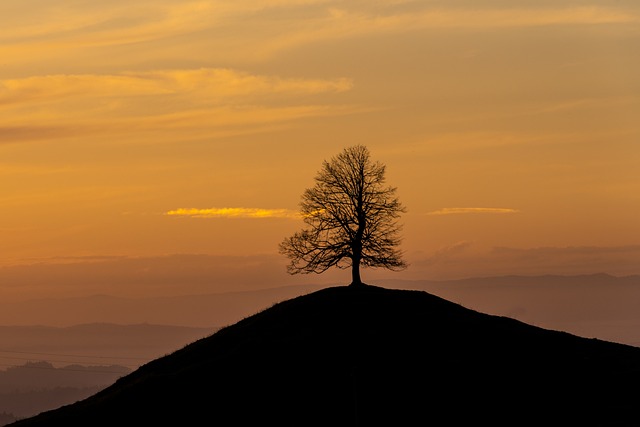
[10,285,640,426]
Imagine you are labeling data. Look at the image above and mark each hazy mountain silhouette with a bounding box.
[0,323,212,420]
[4,275,640,347]
[0,361,131,421]
[10,285,640,426]
[0,323,214,367]
[0,361,130,393]
[0,413,17,427]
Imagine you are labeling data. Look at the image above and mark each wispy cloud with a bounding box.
[410,244,640,279]
[0,126,73,144]
[3,2,637,66]
[0,68,355,143]
[422,6,638,28]
[493,245,640,257]
[419,241,475,267]
[254,5,640,59]
[0,1,221,47]
[166,207,301,219]
[0,69,352,106]
[427,208,520,215]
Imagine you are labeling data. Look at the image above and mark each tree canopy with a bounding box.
[279,145,406,286]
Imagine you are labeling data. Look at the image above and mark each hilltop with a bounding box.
[10,284,640,426]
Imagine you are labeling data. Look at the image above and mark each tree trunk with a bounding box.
[350,257,363,286]
[352,190,365,287]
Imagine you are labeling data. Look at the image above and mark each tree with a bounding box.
[279,145,407,286]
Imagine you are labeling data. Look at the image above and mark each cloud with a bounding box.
[488,245,640,276]
[408,244,640,280]
[0,253,310,300]
[0,68,355,143]
[418,241,474,267]
[253,5,640,59]
[166,207,301,219]
[492,245,640,258]
[0,69,352,106]
[0,126,73,143]
[427,208,520,215]
[422,7,638,28]
[3,2,637,66]
[0,1,221,47]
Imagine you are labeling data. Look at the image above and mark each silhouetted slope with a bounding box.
[10,285,640,426]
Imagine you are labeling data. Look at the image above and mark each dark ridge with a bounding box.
[10,285,640,426]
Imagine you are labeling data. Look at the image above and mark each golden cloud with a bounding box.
[254,6,640,60]
[427,208,520,215]
[0,1,220,47]
[3,2,636,66]
[0,69,352,106]
[166,207,301,219]
[0,68,356,143]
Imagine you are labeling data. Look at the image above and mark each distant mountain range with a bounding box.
[1,274,639,346]
[9,284,640,426]
[0,413,17,427]
[0,323,213,423]
[0,361,130,393]
[0,323,214,368]
[0,284,325,328]
[0,361,129,424]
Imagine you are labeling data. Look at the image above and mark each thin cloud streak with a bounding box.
[409,244,640,280]
[0,69,355,143]
[166,208,301,219]
[0,1,221,46]
[427,208,520,215]
[7,4,637,43]
[2,3,637,65]
[0,69,352,106]
[249,5,640,60]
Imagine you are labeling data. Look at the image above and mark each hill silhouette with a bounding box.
[10,285,640,426]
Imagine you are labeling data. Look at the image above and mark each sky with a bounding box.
[1,0,639,303]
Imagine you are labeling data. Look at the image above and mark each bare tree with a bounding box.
[279,145,407,286]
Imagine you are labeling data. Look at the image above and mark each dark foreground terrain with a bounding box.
[10,285,640,426]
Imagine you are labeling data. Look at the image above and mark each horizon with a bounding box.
[2,273,640,348]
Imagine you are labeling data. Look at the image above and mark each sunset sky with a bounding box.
[2,0,639,302]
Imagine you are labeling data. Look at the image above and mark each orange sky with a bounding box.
[1,1,639,301]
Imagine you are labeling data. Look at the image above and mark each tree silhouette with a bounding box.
[279,145,407,286]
